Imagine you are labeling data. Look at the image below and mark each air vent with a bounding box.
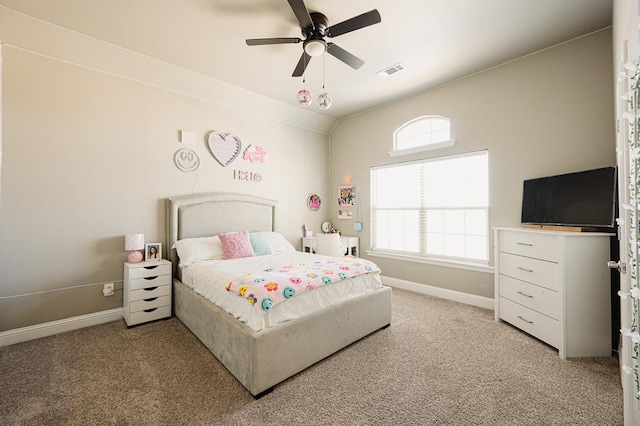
[377,63,406,78]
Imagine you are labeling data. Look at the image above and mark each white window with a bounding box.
[370,150,489,264]
[390,116,454,156]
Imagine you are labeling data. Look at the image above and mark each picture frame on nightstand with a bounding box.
[145,243,162,260]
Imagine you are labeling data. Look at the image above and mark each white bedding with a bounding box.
[181,251,382,331]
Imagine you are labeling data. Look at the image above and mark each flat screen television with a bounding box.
[521,166,618,231]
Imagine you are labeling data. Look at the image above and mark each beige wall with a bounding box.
[0,10,333,331]
[330,29,616,298]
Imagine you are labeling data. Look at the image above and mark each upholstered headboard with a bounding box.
[166,193,277,278]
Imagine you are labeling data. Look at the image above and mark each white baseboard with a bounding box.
[381,276,494,310]
[0,308,123,347]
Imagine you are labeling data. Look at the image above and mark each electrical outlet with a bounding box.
[103,283,115,297]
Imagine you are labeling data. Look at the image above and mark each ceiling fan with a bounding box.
[246,0,381,77]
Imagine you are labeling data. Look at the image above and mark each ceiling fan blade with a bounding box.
[292,51,312,77]
[246,37,302,46]
[326,9,381,38]
[326,43,364,70]
[287,0,314,30]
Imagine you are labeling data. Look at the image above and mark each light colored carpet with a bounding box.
[0,288,622,425]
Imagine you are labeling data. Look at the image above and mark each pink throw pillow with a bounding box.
[219,231,256,260]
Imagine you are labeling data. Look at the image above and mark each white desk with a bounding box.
[302,235,359,257]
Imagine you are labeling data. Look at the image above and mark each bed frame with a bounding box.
[166,192,392,397]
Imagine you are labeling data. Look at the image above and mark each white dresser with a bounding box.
[123,259,172,326]
[494,227,613,358]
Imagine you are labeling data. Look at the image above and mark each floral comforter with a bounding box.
[225,254,380,314]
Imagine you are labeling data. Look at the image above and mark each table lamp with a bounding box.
[125,233,144,263]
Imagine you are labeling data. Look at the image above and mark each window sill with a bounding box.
[365,249,494,274]
[388,139,456,157]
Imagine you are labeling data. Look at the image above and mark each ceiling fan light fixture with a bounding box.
[304,39,326,57]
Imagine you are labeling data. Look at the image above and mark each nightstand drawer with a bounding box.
[130,274,171,290]
[130,295,170,312]
[499,231,560,262]
[130,285,171,302]
[129,305,171,325]
[499,275,560,319]
[499,252,560,291]
[500,297,559,348]
[128,263,172,279]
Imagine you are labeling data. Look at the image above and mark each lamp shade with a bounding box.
[124,233,144,251]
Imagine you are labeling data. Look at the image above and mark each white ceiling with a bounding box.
[0,0,613,119]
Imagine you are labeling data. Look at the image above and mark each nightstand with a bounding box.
[123,259,172,326]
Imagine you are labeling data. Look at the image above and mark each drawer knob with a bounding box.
[144,265,159,270]
[516,267,534,273]
[143,308,158,313]
[516,242,533,247]
[143,276,159,280]
[517,291,533,298]
[143,286,159,291]
[143,297,158,302]
[517,315,533,324]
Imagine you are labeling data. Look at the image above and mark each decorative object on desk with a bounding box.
[307,193,321,211]
[302,225,313,237]
[145,243,162,261]
[338,185,355,206]
[353,190,363,232]
[315,233,343,257]
[207,131,242,167]
[243,145,267,163]
[125,233,145,263]
[321,221,331,234]
[174,149,200,173]
[338,210,353,219]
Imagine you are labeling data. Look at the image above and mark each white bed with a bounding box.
[166,192,392,397]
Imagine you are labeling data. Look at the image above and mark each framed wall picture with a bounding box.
[338,185,355,207]
[307,193,322,212]
[145,243,162,260]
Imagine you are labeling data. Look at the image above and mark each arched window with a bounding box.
[391,115,454,156]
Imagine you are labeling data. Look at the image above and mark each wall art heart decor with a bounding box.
[207,131,242,167]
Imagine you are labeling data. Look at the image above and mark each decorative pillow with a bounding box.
[250,232,272,256]
[173,236,224,266]
[219,231,256,259]
[250,231,296,255]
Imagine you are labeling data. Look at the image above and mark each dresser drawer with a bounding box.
[130,285,171,302]
[130,295,171,313]
[500,297,560,348]
[499,231,560,262]
[128,305,171,325]
[499,275,560,319]
[130,274,171,291]
[499,252,560,291]
[128,263,172,279]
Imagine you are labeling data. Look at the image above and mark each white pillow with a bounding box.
[174,236,225,265]
[249,231,296,255]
